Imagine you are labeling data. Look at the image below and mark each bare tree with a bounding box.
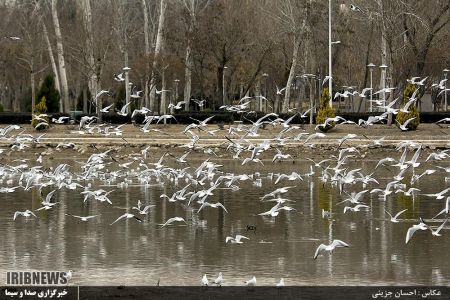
[51,0,69,112]
[263,0,311,113]
[79,0,98,113]
[179,0,210,111]
[42,22,60,95]
[402,0,449,75]
[149,0,167,112]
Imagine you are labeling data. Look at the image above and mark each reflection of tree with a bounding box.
[317,181,333,211]
[395,191,418,220]
[316,179,335,233]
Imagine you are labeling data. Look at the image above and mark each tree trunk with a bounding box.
[254,77,261,111]
[81,0,98,113]
[83,85,88,113]
[274,93,280,113]
[31,70,36,115]
[51,0,70,113]
[42,22,60,95]
[358,21,374,113]
[377,0,393,125]
[283,36,301,113]
[184,41,193,111]
[142,0,151,108]
[161,66,167,117]
[149,0,167,112]
[216,66,225,108]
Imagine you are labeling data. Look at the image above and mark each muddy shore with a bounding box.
[0,123,449,161]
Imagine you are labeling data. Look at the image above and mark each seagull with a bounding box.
[34,122,49,130]
[100,103,114,113]
[79,116,97,129]
[343,204,370,214]
[197,201,228,213]
[201,274,209,286]
[314,240,349,259]
[156,88,171,94]
[430,219,447,237]
[275,85,287,95]
[322,209,332,219]
[385,209,408,223]
[306,158,331,169]
[322,76,332,86]
[156,114,177,124]
[423,187,450,200]
[159,217,187,228]
[276,278,285,288]
[244,276,256,286]
[62,270,72,281]
[110,213,143,225]
[168,101,185,110]
[94,90,111,104]
[396,117,416,131]
[130,90,143,99]
[117,102,132,116]
[4,36,21,40]
[350,4,362,12]
[51,116,69,124]
[114,73,125,82]
[433,196,450,219]
[214,272,223,286]
[225,235,250,244]
[272,149,293,162]
[13,210,37,220]
[405,217,429,244]
[395,188,420,197]
[65,214,99,222]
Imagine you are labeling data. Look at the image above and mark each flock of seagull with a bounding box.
[1,74,450,286]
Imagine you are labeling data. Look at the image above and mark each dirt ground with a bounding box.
[0,123,449,162]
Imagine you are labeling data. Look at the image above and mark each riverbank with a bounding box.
[0,123,449,162]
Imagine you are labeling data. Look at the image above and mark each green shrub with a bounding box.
[32,96,49,130]
[395,84,420,131]
[315,88,336,132]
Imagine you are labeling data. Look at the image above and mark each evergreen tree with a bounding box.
[315,88,336,132]
[37,75,61,113]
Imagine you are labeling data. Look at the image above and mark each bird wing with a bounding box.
[13,211,21,220]
[141,205,154,214]
[403,117,416,127]
[405,225,420,243]
[384,210,394,219]
[343,206,352,213]
[433,218,447,235]
[394,209,408,219]
[314,244,326,259]
[331,239,350,248]
[110,213,127,225]
[45,190,56,204]
[216,203,228,213]
[235,235,250,241]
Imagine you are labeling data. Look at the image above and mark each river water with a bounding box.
[0,154,449,286]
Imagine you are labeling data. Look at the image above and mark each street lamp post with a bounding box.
[379,64,388,112]
[328,0,332,107]
[262,73,268,113]
[367,63,375,112]
[123,66,131,114]
[173,79,180,114]
[444,68,449,111]
[223,66,228,106]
